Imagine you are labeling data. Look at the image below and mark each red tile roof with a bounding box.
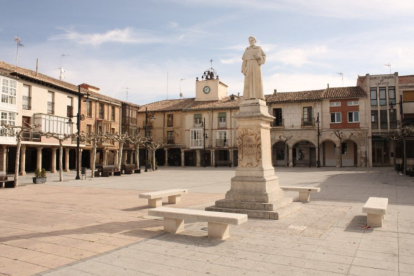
[321,86,366,99]
[266,90,324,103]
[138,98,196,112]
[399,75,414,84]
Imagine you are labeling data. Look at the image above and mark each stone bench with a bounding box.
[148,207,248,240]
[139,189,188,208]
[362,197,388,227]
[280,186,321,202]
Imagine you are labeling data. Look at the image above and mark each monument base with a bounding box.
[206,99,301,220]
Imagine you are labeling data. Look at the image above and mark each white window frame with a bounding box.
[216,130,228,147]
[330,112,341,123]
[348,111,360,123]
[329,101,341,107]
[34,114,71,136]
[347,101,359,106]
[0,111,16,136]
[1,77,17,105]
[190,129,203,148]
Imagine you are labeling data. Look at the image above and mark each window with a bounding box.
[218,112,226,128]
[217,130,228,147]
[348,111,359,123]
[194,114,202,126]
[86,124,92,134]
[22,85,31,110]
[390,110,397,129]
[370,87,377,106]
[388,86,396,105]
[341,143,348,155]
[0,112,15,126]
[86,101,92,117]
[47,92,54,114]
[67,97,73,117]
[273,108,283,126]
[99,103,104,119]
[190,129,203,148]
[380,110,388,129]
[33,114,71,135]
[111,106,115,121]
[379,87,386,106]
[371,110,378,129]
[330,102,341,107]
[347,101,359,106]
[167,114,173,127]
[302,107,313,126]
[1,78,17,105]
[167,131,174,144]
[331,112,341,123]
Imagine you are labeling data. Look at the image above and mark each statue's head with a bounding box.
[248,36,256,46]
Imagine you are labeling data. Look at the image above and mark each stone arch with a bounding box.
[342,139,359,167]
[272,141,288,166]
[290,140,317,167]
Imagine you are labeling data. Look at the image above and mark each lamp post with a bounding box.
[316,113,321,167]
[389,94,406,174]
[202,118,208,167]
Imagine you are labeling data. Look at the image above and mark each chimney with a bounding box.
[80,83,100,93]
[273,89,277,95]
[36,59,39,76]
[327,83,329,89]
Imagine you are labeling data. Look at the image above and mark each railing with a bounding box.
[167,139,175,144]
[390,122,398,129]
[216,139,228,147]
[194,121,202,127]
[47,102,54,114]
[371,122,378,129]
[301,118,314,126]
[190,139,203,148]
[21,131,41,142]
[22,96,31,110]
[218,121,227,128]
[380,122,388,129]
[272,119,284,127]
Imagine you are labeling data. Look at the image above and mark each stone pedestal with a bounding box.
[206,99,301,219]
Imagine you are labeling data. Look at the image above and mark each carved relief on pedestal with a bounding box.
[237,129,261,167]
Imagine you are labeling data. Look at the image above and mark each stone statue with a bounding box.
[241,36,266,100]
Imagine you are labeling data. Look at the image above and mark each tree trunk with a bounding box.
[118,142,124,171]
[135,145,139,169]
[59,141,63,181]
[91,141,97,178]
[14,137,21,187]
[153,149,156,171]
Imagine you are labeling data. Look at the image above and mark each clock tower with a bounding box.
[195,66,228,101]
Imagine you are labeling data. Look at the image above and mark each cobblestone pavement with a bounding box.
[0,167,413,275]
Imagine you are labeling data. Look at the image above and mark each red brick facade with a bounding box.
[329,98,360,129]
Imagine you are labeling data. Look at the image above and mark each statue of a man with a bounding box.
[241,36,266,100]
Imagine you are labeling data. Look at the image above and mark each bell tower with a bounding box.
[195,60,228,101]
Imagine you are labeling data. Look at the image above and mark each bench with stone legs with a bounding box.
[362,197,388,227]
[280,186,321,202]
[148,207,248,240]
[139,189,188,208]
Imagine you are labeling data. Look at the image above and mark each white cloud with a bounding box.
[268,45,329,67]
[220,56,241,65]
[49,27,170,46]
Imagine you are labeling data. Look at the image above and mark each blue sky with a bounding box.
[1,0,413,104]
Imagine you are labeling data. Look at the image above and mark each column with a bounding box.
[229,149,234,167]
[211,150,215,167]
[36,147,43,171]
[51,148,57,173]
[123,150,128,164]
[164,148,169,166]
[65,148,70,172]
[196,150,201,167]
[89,149,94,169]
[19,146,26,175]
[114,150,119,167]
[78,149,83,171]
[336,143,341,167]
[102,149,107,165]
[289,147,293,167]
[181,149,185,167]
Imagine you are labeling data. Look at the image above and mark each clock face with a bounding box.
[203,86,211,94]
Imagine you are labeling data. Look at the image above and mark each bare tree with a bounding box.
[147,137,164,170]
[77,132,104,178]
[388,125,414,174]
[333,130,354,167]
[39,132,72,181]
[106,132,129,171]
[126,133,146,169]
[2,123,38,187]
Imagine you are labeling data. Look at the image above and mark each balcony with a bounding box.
[167,138,175,144]
[216,139,228,148]
[22,96,31,110]
[47,102,54,114]
[218,121,227,128]
[142,121,153,128]
[390,122,398,129]
[371,122,378,130]
[194,120,202,127]
[21,131,41,142]
[301,118,314,127]
[272,119,284,127]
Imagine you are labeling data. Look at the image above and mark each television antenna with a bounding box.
[337,72,343,87]
[180,79,185,98]
[384,63,391,74]
[14,36,24,66]
[58,54,69,80]
[123,87,130,102]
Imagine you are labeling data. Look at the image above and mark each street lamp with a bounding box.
[144,107,155,172]
[316,113,321,167]
[389,94,407,174]
[201,118,208,167]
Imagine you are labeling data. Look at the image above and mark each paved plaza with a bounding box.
[0,167,414,276]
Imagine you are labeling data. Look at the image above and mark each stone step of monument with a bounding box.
[205,202,301,220]
[214,197,293,211]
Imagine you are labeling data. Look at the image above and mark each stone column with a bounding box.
[51,148,57,173]
[123,151,128,164]
[289,147,293,167]
[114,150,119,167]
[196,150,201,167]
[19,146,26,175]
[336,143,341,167]
[1,146,7,172]
[65,148,70,172]
[102,149,107,165]
[181,149,185,167]
[211,150,215,167]
[89,149,94,169]
[78,149,83,171]
[36,147,43,171]
[229,149,234,167]
[164,148,169,166]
